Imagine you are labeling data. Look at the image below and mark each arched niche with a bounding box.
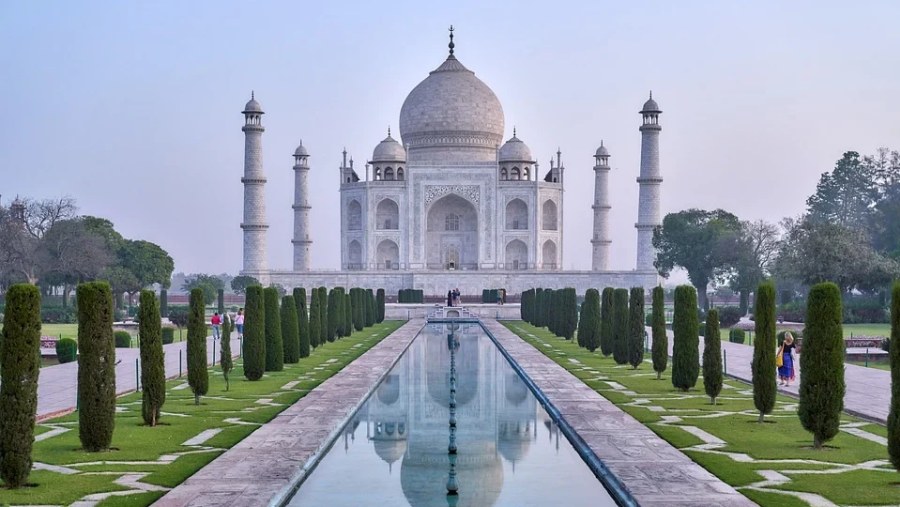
[505,239,528,270]
[426,194,478,270]
[347,200,362,231]
[541,199,557,231]
[376,199,400,230]
[377,239,399,270]
[348,239,362,269]
[505,199,528,230]
[542,240,557,269]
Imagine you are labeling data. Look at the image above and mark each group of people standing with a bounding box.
[447,288,461,307]
[209,308,245,340]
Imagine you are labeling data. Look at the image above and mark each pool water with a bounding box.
[286,323,616,507]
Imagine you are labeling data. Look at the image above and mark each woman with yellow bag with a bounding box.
[777,332,796,386]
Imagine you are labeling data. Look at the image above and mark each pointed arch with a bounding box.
[376,239,399,270]
[505,239,528,270]
[542,199,558,230]
[542,240,557,269]
[347,200,362,231]
[376,199,399,230]
[348,240,362,269]
[505,198,528,230]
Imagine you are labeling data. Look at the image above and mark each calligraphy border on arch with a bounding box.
[423,185,480,206]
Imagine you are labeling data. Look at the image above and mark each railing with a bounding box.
[541,263,558,270]
[425,263,479,271]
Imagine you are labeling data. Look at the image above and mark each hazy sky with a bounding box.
[3,1,899,276]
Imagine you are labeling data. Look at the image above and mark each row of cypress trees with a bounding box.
[520,287,578,339]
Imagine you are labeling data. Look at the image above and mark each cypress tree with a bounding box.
[220,314,233,390]
[282,295,299,363]
[138,290,165,426]
[263,287,283,371]
[628,287,645,369]
[671,285,699,391]
[520,289,531,323]
[187,288,209,405]
[752,281,777,422]
[576,297,586,347]
[308,288,321,349]
[889,282,900,469]
[335,288,346,338]
[799,282,845,448]
[533,288,544,327]
[581,289,601,353]
[651,286,668,380]
[295,288,310,358]
[243,286,266,381]
[317,287,328,346]
[160,288,168,317]
[344,292,352,336]
[542,289,554,330]
[376,288,385,323]
[366,289,376,327]
[353,288,365,331]
[600,287,614,357]
[77,281,116,451]
[0,284,41,487]
[217,288,225,315]
[703,308,723,404]
[612,288,629,364]
[327,288,339,342]
[563,288,578,340]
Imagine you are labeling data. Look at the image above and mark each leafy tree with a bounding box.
[118,239,174,289]
[612,288,629,365]
[308,288,322,349]
[76,281,116,451]
[889,282,900,469]
[580,289,601,352]
[651,286,668,379]
[220,314,232,390]
[281,295,299,363]
[182,274,225,306]
[752,282,777,422]
[38,217,113,300]
[242,286,265,381]
[703,308,723,404]
[671,285,699,391]
[0,196,77,284]
[653,209,743,310]
[0,284,41,487]
[217,289,225,315]
[729,219,780,308]
[138,290,165,426]
[600,287,614,357]
[102,265,141,309]
[376,288,385,323]
[160,288,168,316]
[807,151,877,231]
[263,287,283,371]
[187,288,208,405]
[799,282,845,448]
[628,287,645,369]
[294,288,310,358]
[231,275,260,294]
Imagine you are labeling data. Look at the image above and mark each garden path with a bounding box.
[37,332,240,420]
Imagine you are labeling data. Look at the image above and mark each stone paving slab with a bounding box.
[483,319,755,506]
[154,319,425,507]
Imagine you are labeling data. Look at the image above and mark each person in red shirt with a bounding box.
[211,312,222,340]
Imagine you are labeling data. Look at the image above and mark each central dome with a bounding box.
[399,55,505,157]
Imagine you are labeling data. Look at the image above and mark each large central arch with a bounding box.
[426,194,478,270]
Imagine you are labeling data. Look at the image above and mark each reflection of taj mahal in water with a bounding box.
[240,30,661,294]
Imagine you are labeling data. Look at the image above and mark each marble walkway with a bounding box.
[155,319,426,506]
[483,319,754,506]
[37,332,241,420]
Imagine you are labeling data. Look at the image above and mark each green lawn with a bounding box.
[38,323,79,340]
[505,321,898,507]
[0,321,404,506]
[720,323,891,346]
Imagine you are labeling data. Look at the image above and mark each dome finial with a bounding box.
[388,126,391,137]
[513,126,516,137]
[251,90,255,100]
[448,25,455,56]
[649,90,653,100]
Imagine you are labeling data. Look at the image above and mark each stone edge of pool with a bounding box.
[153,319,426,507]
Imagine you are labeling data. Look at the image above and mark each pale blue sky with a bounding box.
[2,1,899,275]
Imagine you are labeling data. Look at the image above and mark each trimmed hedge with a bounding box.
[651,286,668,379]
[600,287,614,357]
[729,328,746,344]
[263,287,283,372]
[376,289,385,323]
[162,327,175,344]
[672,285,699,391]
[294,288,310,358]
[77,281,116,452]
[612,288,629,365]
[138,290,165,426]
[889,281,900,470]
[753,282,777,422]
[187,288,208,405]
[398,289,424,303]
[703,308,723,404]
[717,305,742,328]
[114,330,132,348]
[281,295,299,364]
[56,337,78,363]
[627,287,645,369]
[243,286,265,381]
[220,314,233,391]
[308,288,321,349]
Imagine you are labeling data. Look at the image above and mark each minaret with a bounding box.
[240,92,268,273]
[591,141,612,271]
[635,92,663,272]
[291,141,312,270]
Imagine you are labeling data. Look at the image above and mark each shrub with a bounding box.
[672,285,699,391]
[739,290,749,315]
[161,327,175,344]
[76,281,116,452]
[777,301,807,323]
[703,308,723,405]
[243,286,265,381]
[160,289,168,317]
[308,288,321,349]
[612,288,629,365]
[220,314,232,390]
[600,288,614,357]
[799,282,845,448]
[843,297,889,324]
[138,290,165,427]
[41,305,76,324]
[217,288,225,315]
[352,288,365,331]
[698,324,705,338]
[114,330,132,348]
[890,282,900,470]
[717,306,742,328]
[327,288,340,341]
[317,287,328,344]
[628,287,645,369]
[884,337,892,353]
[581,289,601,352]
[752,282,777,422]
[729,328,746,344]
[521,289,534,323]
[263,287,283,372]
[651,286,667,379]
[187,288,208,405]
[294,288,310,358]
[366,289,376,328]
[541,289,553,330]
[281,295,299,364]
[344,292,352,337]
[56,337,78,363]
[533,288,544,327]
[0,284,41,487]
[376,289,385,323]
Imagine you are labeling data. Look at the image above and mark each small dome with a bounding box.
[499,134,533,162]
[641,93,660,113]
[294,141,308,157]
[595,142,609,157]
[243,94,263,114]
[372,133,406,162]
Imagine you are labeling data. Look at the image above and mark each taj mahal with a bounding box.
[239,30,662,295]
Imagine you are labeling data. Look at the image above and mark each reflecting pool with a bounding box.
[286,323,616,507]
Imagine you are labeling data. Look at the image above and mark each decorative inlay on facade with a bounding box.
[424,185,480,206]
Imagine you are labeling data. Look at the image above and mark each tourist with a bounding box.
[447,290,453,307]
[777,332,796,386]
[211,312,222,340]
[235,308,244,338]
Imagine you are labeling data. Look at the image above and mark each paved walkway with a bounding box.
[156,319,426,507]
[37,332,241,421]
[659,328,891,424]
[488,320,753,506]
